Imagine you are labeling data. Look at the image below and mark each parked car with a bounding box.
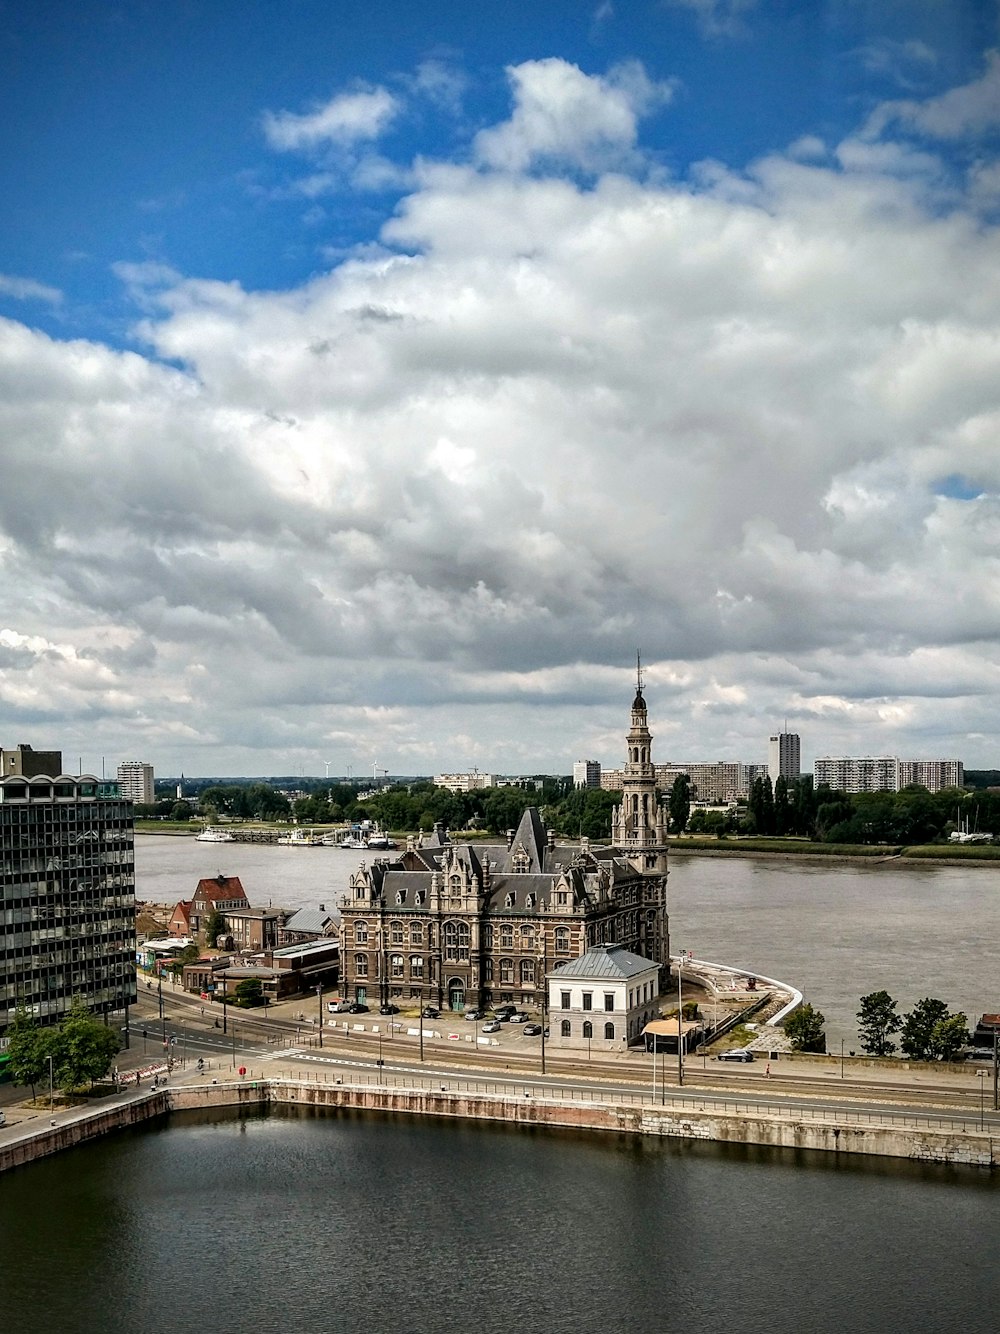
[967,1049,995,1061]
[464,1009,485,1021]
[716,1048,754,1062]
[523,1024,543,1036]
[508,1012,530,1024]
[328,1000,352,1013]
[347,1002,370,1014]
[482,1020,502,1034]
[421,1007,440,1019]
[379,1004,399,1015]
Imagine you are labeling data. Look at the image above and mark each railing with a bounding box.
[262,1072,991,1136]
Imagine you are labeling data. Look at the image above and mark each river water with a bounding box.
[135,836,1000,1048]
[2,1108,999,1334]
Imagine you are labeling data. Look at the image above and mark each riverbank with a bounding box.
[2,1071,997,1175]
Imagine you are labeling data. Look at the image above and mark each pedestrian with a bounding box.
[765,1062,770,1079]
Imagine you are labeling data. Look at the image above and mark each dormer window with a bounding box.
[526,894,535,909]
[416,890,426,906]
[396,890,407,905]
[505,892,515,908]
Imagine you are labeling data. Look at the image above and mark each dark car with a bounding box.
[464,1009,486,1021]
[523,1024,543,1036]
[421,1007,440,1019]
[493,1004,516,1017]
[716,1048,754,1062]
[347,1002,370,1014]
[379,1004,399,1015]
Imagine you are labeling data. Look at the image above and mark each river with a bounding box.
[135,835,1000,1048]
[2,1108,999,1334]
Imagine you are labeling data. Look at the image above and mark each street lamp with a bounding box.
[158,973,165,1042]
[979,1070,988,1131]
[48,1053,54,1111]
[539,952,547,1076]
[841,1038,845,1079]
[316,982,323,1049]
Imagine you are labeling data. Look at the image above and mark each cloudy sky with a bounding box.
[2,0,1000,778]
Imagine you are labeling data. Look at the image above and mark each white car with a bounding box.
[482,1020,502,1034]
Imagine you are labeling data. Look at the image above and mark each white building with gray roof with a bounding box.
[547,944,660,1052]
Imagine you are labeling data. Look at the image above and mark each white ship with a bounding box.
[195,826,235,843]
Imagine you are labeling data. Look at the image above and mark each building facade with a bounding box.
[547,944,660,1053]
[768,732,801,788]
[0,772,136,1033]
[433,771,496,793]
[573,760,602,789]
[1,744,63,778]
[339,683,670,1013]
[117,761,155,805]
[814,756,964,794]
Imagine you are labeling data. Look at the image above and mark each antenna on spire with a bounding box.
[636,650,643,693]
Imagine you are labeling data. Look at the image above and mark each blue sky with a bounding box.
[2,0,1000,776]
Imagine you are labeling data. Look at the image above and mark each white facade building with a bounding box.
[117,760,155,805]
[547,944,660,1052]
[896,759,964,792]
[815,756,964,794]
[433,771,496,793]
[573,759,602,789]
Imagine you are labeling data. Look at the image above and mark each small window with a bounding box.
[560,1019,571,1037]
[604,993,614,1012]
[582,992,592,1011]
[583,1021,593,1039]
[604,1022,615,1040]
[396,891,407,905]
[560,991,571,1010]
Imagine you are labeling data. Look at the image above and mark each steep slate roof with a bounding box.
[550,944,655,980]
[194,874,248,904]
[282,908,334,935]
[496,806,550,873]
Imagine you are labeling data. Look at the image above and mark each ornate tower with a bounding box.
[611,656,669,874]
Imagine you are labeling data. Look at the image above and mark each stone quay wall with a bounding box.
[2,1078,997,1174]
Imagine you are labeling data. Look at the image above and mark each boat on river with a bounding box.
[195,826,235,843]
[277,828,325,847]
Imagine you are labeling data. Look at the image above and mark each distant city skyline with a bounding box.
[2,3,999,775]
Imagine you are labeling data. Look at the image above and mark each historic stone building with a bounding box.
[339,675,670,1013]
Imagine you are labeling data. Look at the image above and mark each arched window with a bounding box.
[410,923,423,945]
[500,925,514,950]
[582,1021,593,1039]
[554,927,570,954]
[450,874,462,892]
[520,959,535,985]
[444,920,470,962]
[604,1022,615,1040]
[355,920,369,945]
[484,958,494,982]
[560,1019,571,1037]
[409,955,423,979]
[355,954,368,977]
[390,954,404,978]
[500,957,514,984]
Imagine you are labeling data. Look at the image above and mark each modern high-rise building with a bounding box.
[117,760,155,805]
[0,771,136,1034]
[896,760,964,792]
[813,756,898,793]
[573,760,602,789]
[768,733,801,788]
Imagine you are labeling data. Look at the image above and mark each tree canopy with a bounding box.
[783,1003,827,1053]
[857,990,902,1057]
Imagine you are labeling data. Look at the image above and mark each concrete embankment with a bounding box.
[2,1077,997,1173]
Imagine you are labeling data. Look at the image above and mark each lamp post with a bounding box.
[677,959,684,1088]
[316,982,323,1049]
[48,1053,54,1111]
[979,1070,987,1131]
[539,952,547,1076]
[841,1038,845,1079]
[222,984,228,1035]
[158,973,165,1043]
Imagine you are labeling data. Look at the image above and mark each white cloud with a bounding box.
[4,56,1000,771]
[474,59,672,173]
[665,0,758,39]
[0,273,62,304]
[866,48,1000,141]
[263,85,400,152]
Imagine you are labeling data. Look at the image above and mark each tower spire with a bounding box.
[637,650,643,694]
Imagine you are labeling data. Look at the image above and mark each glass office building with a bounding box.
[0,773,136,1033]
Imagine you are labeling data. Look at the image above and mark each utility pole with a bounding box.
[677,959,684,1088]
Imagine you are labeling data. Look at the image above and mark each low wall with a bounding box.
[3,1079,997,1174]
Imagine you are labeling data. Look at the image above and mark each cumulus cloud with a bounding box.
[263,85,400,152]
[474,59,672,173]
[866,48,1000,141]
[2,55,1000,772]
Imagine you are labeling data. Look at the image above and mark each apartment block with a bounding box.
[768,733,801,787]
[117,760,155,805]
[572,760,602,789]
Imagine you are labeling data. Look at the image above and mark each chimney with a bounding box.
[547,828,556,851]
[506,829,515,848]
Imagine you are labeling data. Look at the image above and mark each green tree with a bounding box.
[928,1012,969,1062]
[900,997,950,1060]
[857,990,902,1056]
[783,1003,827,1053]
[50,1002,121,1094]
[4,1006,50,1099]
[668,774,691,835]
[170,801,192,821]
[203,908,226,947]
[773,774,791,835]
[234,978,265,1007]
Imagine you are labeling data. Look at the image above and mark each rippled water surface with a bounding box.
[2,1109,999,1334]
